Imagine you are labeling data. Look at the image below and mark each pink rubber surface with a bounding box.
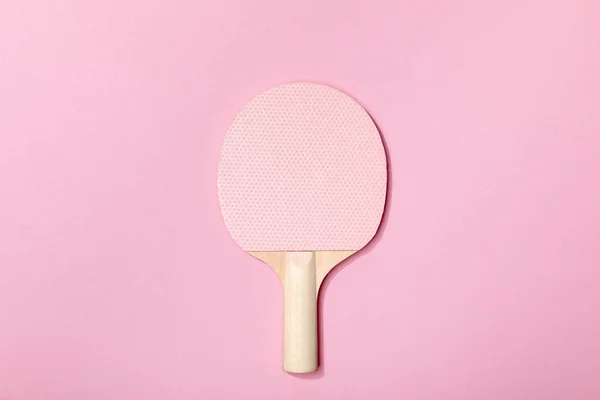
[218,83,387,251]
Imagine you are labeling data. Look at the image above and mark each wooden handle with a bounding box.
[283,251,318,373]
[249,250,356,373]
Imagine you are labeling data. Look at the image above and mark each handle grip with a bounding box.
[282,251,318,373]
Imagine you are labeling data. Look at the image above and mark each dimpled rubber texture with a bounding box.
[218,82,387,251]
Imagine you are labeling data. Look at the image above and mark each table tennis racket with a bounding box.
[218,82,387,373]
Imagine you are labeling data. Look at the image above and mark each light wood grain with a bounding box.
[250,250,355,373]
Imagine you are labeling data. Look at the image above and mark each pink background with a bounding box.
[1,0,599,399]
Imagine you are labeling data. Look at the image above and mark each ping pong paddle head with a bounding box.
[218,82,387,373]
